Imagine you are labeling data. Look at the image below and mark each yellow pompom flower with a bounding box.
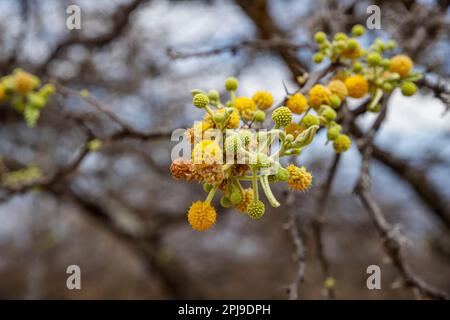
[187,201,217,231]
[328,80,348,100]
[14,69,40,94]
[333,134,352,153]
[252,91,273,110]
[286,93,308,114]
[234,97,256,120]
[308,84,331,110]
[285,122,304,138]
[344,75,369,98]
[389,54,413,78]
[286,164,313,191]
[192,140,222,163]
[235,188,254,213]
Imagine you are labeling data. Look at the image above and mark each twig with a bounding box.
[312,153,341,299]
[352,95,448,299]
[167,39,311,60]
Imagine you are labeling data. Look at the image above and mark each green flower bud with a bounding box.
[334,32,348,41]
[271,106,292,127]
[314,31,327,43]
[247,200,265,219]
[330,95,341,109]
[193,93,209,108]
[367,52,382,66]
[353,62,363,73]
[382,82,393,92]
[321,106,337,121]
[27,92,46,109]
[375,78,383,87]
[381,58,391,68]
[347,39,359,50]
[386,40,397,50]
[333,134,352,153]
[374,38,385,52]
[229,190,243,205]
[327,126,340,141]
[401,82,417,97]
[313,52,324,63]
[207,89,220,101]
[301,114,320,128]
[334,40,346,50]
[203,183,213,192]
[225,77,238,91]
[254,110,266,122]
[351,24,365,37]
[220,196,233,208]
[39,84,55,97]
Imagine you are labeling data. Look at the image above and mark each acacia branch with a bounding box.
[312,153,341,299]
[39,0,149,73]
[351,98,448,300]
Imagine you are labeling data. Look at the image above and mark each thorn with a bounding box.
[282,81,290,95]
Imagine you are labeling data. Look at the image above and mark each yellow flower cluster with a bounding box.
[0,69,55,127]
[171,77,317,231]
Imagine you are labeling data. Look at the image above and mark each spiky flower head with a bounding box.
[389,55,413,78]
[345,75,369,98]
[333,134,352,153]
[252,91,273,110]
[225,77,239,91]
[328,80,348,100]
[286,93,308,114]
[286,164,313,191]
[187,201,217,231]
[247,200,265,219]
[327,125,341,141]
[285,122,303,138]
[235,188,254,213]
[309,84,331,110]
[192,140,222,163]
[271,106,292,127]
[191,162,225,184]
[193,93,209,108]
[234,97,256,121]
[301,114,320,128]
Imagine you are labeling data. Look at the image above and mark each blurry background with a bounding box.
[0,0,449,299]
